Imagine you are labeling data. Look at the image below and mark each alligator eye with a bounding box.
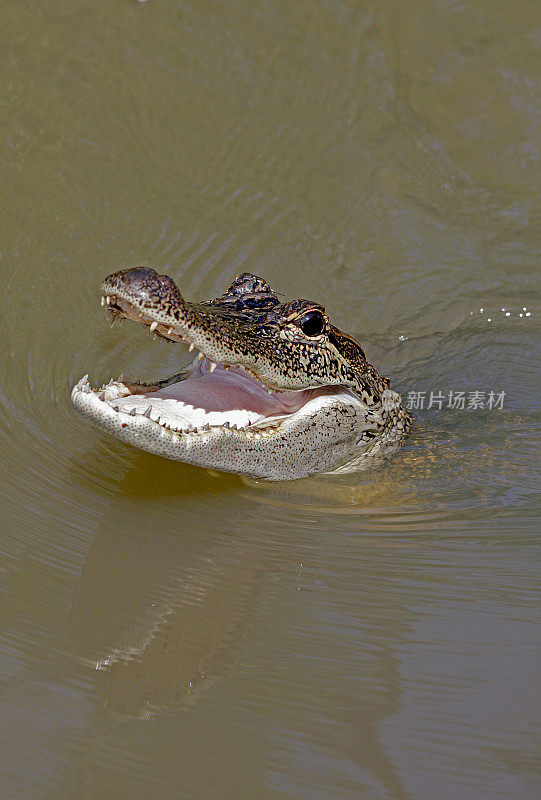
[298,310,325,337]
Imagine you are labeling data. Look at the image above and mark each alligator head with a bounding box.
[71,268,411,480]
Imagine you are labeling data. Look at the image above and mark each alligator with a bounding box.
[71,268,411,480]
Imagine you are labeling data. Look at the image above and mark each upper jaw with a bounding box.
[101,267,250,356]
[100,269,319,393]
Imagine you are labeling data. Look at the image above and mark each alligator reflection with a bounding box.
[69,458,266,720]
[68,452,413,796]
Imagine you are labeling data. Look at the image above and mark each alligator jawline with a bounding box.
[71,267,410,480]
[74,295,361,441]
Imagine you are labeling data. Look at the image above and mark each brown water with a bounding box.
[1,1,539,798]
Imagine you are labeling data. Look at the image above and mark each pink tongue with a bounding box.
[153,370,307,415]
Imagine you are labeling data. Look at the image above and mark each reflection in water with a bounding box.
[68,458,422,798]
[70,499,264,719]
[62,425,539,798]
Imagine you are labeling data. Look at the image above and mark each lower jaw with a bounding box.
[71,384,303,479]
[71,373,299,444]
[72,370,303,436]
[71,378,366,480]
[71,370,376,479]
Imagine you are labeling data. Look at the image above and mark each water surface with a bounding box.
[1,1,539,798]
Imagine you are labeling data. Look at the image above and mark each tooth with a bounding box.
[150,321,158,332]
[223,421,230,428]
[188,343,195,352]
[101,296,105,306]
[168,328,174,335]
[198,352,204,361]
[209,362,217,373]
[202,423,210,431]
[98,391,105,401]
[118,374,124,381]
[143,406,152,418]
[231,423,237,430]
[129,408,136,416]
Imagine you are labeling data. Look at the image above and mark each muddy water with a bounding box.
[1,1,539,798]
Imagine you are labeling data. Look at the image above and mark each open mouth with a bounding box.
[73,291,327,441]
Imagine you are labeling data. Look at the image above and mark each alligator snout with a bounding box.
[102,267,185,309]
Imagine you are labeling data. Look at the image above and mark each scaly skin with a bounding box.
[71,269,412,480]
